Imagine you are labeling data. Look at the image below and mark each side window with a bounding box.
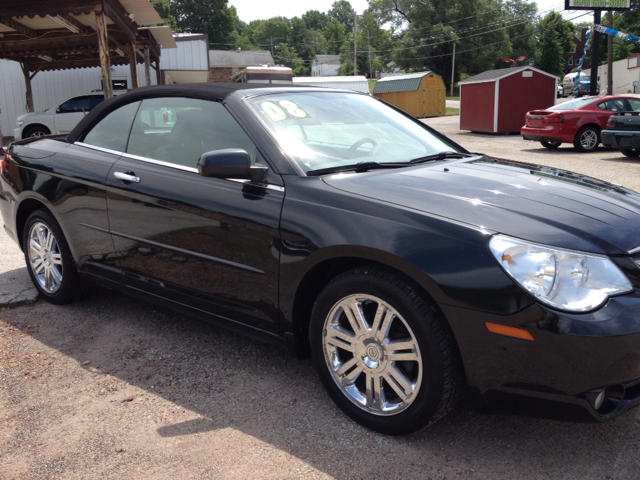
[628,99,640,111]
[126,97,257,168]
[597,99,626,112]
[82,101,140,152]
[58,96,91,113]
[89,95,105,110]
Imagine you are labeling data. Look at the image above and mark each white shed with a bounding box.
[292,76,370,94]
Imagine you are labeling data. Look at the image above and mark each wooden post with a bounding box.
[144,46,151,86]
[155,60,162,85]
[96,10,112,98]
[20,61,34,113]
[128,41,139,89]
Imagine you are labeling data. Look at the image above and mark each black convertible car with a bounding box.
[3,83,640,435]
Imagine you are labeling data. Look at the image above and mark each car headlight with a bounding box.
[489,235,633,312]
[16,121,24,128]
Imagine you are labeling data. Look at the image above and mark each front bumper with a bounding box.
[441,291,640,420]
[12,127,23,141]
[601,129,640,150]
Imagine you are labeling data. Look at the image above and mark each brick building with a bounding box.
[563,27,591,73]
[208,50,275,82]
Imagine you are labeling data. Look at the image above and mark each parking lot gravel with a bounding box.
[2,117,640,479]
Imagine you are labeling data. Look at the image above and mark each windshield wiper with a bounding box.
[409,151,476,164]
[306,161,410,176]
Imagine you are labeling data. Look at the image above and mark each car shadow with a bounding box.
[3,289,640,478]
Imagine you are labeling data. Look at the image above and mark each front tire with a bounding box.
[22,125,50,138]
[573,126,600,152]
[621,148,640,158]
[23,209,83,304]
[310,267,461,435]
[540,139,561,149]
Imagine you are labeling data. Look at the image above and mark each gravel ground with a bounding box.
[2,118,640,479]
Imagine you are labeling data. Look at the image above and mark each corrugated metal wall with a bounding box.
[160,37,209,71]
[0,60,158,137]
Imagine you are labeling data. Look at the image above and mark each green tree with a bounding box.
[534,12,574,78]
[274,43,307,75]
[170,0,239,49]
[151,0,177,29]
[328,0,356,34]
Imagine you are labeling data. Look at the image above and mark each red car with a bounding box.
[522,95,640,152]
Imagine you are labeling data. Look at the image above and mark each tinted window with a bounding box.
[82,101,140,152]
[89,95,105,110]
[58,96,92,113]
[127,97,257,168]
[597,99,627,112]
[628,99,640,111]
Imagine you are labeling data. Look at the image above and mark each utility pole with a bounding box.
[354,12,358,76]
[368,30,372,78]
[270,39,274,61]
[450,41,456,97]
[607,10,613,95]
[590,10,601,96]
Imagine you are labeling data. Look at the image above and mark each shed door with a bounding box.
[421,88,443,117]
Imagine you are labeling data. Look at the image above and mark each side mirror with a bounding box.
[56,107,62,114]
[197,149,268,183]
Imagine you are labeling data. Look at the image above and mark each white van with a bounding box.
[562,72,578,97]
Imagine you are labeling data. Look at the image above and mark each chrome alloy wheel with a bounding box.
[579,129,598,150]
[28,221,63,293]
[322,294,422,415]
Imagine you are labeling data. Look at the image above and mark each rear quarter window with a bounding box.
[82,101,140,152]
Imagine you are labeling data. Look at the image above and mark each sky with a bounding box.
[228,0,594,24]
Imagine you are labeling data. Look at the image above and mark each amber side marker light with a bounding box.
[485,322,535,341]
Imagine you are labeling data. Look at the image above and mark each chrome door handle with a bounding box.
[113,172,140,183]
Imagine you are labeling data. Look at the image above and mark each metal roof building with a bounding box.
[292,76,369,93]
[373,71,446,118]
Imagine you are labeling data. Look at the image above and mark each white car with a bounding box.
[13,91,126,140]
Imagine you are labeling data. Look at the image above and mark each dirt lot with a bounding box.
[2,118,640,479]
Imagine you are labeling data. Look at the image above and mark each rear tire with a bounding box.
[310,267,462,435]
[540,140,561,149]
[573,126,600,152]
[22,209,84,304]
[621,148,640,158]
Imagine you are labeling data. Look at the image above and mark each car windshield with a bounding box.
[244,91,458,174]
[547,97,598,111]
[578,75,590,82]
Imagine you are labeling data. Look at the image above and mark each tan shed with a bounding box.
[373,71,446,118]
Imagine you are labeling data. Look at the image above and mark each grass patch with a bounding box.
[446,96,460,100]
[368,79,377,92]
[446,107,459,116]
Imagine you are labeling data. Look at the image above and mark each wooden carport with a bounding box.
[0,0,164,112]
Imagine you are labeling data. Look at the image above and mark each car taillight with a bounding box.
[547,113,564,124]
[1,153,8,176]
[606,116,617,129]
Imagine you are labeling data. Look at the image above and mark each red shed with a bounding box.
[458,67,558,133]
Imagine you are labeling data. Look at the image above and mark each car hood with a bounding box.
[322,156,640,255]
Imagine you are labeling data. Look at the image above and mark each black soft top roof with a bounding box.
[67,82,305,144]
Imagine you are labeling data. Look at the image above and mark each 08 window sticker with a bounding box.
[261,100,309,122]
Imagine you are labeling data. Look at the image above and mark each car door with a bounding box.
[594,98,628,128]
[55,100,140,272]
[105,97,284,333]
[54,95,92,134]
